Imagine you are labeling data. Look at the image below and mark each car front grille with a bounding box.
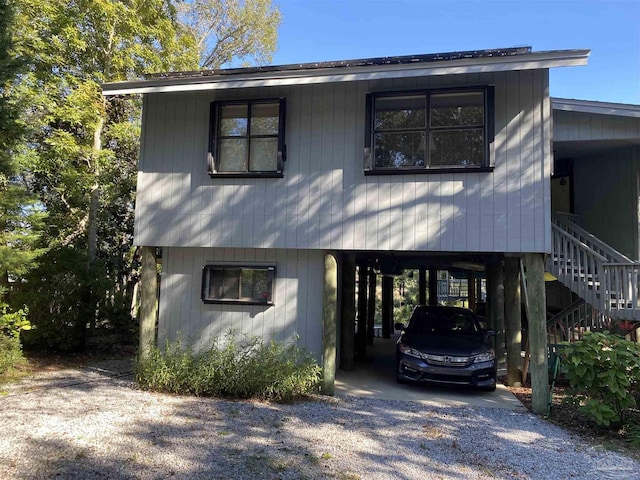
[424,355,473,368]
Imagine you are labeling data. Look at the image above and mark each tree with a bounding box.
[178,0,281,69]
[0,0,45,362]
[10,0,198,350]
[9,0,281,351]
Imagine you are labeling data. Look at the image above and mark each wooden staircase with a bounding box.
[549,213,640,322]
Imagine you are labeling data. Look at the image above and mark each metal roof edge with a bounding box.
[552,97,640,118]
[103,49,591,96]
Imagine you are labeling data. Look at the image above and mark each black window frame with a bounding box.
[208,98,287,178]
[201,264,276,305]
[364,86,495,175]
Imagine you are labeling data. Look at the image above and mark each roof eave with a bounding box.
[103,49,590,96]
[552,97,640,118]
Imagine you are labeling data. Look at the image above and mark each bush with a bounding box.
[0,335,27,380]
[562,331,640,427]
[135,332,321,402]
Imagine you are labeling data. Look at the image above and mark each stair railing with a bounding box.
[550,223,607,312]
[553,214,634,263]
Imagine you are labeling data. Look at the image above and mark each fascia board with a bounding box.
[103,50,590,96]
[552,97,640,118]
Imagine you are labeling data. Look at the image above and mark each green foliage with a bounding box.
[562,331,640,427]
[0,302,30,338]
[0,334,26,379]
[135,332,321,402]
[178,0,281,69]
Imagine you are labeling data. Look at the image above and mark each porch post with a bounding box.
[139,246,158,359]
[381,276,393,338]
[428,266,438,305]
[356,261,368,361]
[340,254,356,371]
[322,253,338,394]
[504,257,523,386]
[367,266,376,345]
[418,267,427,305]
[486,261,505,359]
[526,253,549,415]
[468,271,476,311]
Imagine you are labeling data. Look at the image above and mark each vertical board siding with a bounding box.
[574,146,640,261]
[553,110,640,141]
[136,70,552,253]
[158,247,324,358]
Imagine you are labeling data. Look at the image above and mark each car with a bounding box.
[395,305,497,391]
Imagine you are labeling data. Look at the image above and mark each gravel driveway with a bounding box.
[1,358,639,480]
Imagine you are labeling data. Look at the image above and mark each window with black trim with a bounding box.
[208,99,286,177]
[202,265,275,305]
[364,86,494,174]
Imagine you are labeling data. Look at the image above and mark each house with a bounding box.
[103,46,632,414]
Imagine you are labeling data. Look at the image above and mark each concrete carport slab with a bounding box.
[335,336,527,411]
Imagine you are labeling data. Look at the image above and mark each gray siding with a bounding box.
[158,247,324,357]
[554,110,640,141]
[573,146,640,261]
[136,70,552,253]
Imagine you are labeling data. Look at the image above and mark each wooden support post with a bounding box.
[322,253,338,395]
[526,253,549,416]
[418,267,427,305]
[356,261,368,361]
[139,246,158,359]
[504,257,523,386]
[468,271,476,311]
[486,262,505,360]
[381,276,393,338]
[340,254,356,371]
[367,266,376,345]
[428,266,438,306]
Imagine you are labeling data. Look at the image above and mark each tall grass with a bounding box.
[135,332,321,402]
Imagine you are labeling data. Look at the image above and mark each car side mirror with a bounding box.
[394,322,405,331]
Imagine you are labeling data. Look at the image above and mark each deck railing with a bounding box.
[549,214,640,321]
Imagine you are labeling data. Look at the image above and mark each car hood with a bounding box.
[401,333,490,356]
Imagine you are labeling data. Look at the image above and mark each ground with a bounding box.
[508,383,640,462]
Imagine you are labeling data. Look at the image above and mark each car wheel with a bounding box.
[479,383,496,392]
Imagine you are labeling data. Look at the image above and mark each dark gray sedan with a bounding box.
[395,305,497,391]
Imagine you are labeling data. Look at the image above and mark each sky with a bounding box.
[270,0,640,105]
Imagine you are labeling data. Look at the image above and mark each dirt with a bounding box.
[507,382,640,461]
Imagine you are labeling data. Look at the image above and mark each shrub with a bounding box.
[135,332,321,402]
[562,331,640,427]
[0,335,27,380]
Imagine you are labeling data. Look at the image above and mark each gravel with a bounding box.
[1,359,639,480]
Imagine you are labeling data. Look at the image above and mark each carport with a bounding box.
[322,251,546,411]
[334,335,526,411]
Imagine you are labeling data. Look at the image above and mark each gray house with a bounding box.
[104,46,640,414]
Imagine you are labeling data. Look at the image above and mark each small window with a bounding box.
[202,265,275,305]
[208,99,286,177]
[365,87,494,174]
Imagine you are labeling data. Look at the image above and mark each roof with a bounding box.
[102,46,590,96]
[552,97,640,118]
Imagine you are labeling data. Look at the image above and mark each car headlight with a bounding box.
[398,342,423,359]
[474,350,495,363]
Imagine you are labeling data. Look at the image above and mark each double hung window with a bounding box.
[202,265,275,305]
[365,86,494,173]
[208,99,286,177]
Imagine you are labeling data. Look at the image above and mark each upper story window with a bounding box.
[208,98,286,178]
[365,86,494,174]
[202,264,275,305]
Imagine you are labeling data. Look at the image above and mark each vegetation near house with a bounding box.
[562,331,640,427]
[0,0,280,354]
[135,331,321,402]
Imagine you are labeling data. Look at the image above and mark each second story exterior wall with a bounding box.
[135,69,552,253]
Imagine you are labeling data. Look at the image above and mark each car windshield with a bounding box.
[408,310,480,335]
